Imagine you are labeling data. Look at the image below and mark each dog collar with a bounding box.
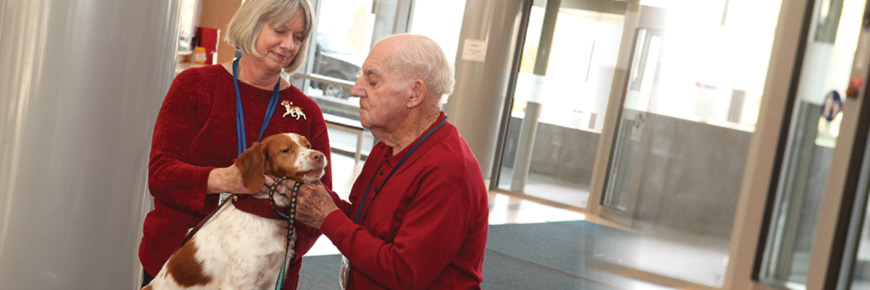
[231,195,291,220]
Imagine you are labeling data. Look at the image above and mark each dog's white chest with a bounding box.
[146,203,296,289]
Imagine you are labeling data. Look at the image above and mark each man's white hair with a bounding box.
[383,34,455,97]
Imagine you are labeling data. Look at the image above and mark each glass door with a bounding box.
[757,0,868,288]
[597,1,783,287]
[834,2,870,289]
[601,27,663,223]
[495,0,626,209]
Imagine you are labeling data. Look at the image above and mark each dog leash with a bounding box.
[266,176,302,290]
[178,200,232,248]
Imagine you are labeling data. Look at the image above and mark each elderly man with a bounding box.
[295,34,489,289]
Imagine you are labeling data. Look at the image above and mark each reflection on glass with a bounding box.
[603,28,662,213]
[600,1,781,287]
[311,31,364,99]
[294,0,395,165]
[297,0,466,163]
[760,0,862,288]
[301,0,466,113]
[408,0,466,64]
[843,1,870,289]
[177,0,198,55]
[497,2,624,209]
[762,102,839,289]
[852,186,870,289]
[307,0,372,100]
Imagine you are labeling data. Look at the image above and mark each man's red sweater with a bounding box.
[321,112,490,289]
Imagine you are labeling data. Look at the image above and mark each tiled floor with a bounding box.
[497,166,590,209]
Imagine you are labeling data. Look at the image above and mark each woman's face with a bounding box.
[253,9,305,73]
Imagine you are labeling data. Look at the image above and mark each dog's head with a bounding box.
[234,133,327,193]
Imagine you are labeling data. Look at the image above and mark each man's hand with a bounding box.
[296,183,339,229]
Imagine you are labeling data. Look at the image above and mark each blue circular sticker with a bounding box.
[821,90,843,122]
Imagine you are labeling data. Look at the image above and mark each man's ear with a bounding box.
[407,79,427,108]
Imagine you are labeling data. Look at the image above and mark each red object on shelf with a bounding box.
[196,26,220,65]
[851,76,864,89]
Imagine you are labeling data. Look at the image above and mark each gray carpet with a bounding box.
[298,221,633,289]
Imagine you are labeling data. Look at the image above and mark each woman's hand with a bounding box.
[206,165,250,194]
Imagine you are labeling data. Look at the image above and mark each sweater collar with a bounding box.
[386,112,448,159]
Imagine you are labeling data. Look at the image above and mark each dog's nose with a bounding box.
[311,152,324,161]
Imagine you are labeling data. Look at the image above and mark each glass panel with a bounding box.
[602,28,662,212]
[760,0,862,288]
[497,1,626,209]
[305,0,374,103]
[601,1,782,287]
[407,0,466,65]
[297,0,408,119]
[310,31,365,99]
[852,161,870,289]
[292,0,403,169]
[177,0,198,55]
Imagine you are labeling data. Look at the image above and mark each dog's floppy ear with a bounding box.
[235,141,267,194]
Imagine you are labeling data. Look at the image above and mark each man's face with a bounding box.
[349,42,410,132]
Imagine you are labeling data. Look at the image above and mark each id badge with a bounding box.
[339,255,350,290]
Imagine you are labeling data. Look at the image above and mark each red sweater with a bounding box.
[321,112,489,289]
[139,64,335,289]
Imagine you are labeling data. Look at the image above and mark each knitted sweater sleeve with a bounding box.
[148,70,214,214]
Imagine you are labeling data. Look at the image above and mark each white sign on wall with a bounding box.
[462,39,487,62]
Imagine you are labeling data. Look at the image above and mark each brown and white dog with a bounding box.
[143,133,327,290]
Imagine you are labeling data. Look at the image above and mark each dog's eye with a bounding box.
[282,147,292,153]
[306,144,311,149]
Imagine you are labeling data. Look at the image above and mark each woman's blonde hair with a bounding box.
[224,0,314,74]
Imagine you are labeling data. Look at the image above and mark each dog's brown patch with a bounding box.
[142,285,152,290]
[165,240,212,286]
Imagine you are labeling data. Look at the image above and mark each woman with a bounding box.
[139,0,336,288]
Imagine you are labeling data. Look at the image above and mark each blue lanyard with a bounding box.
[233,55,282,157]
[353,117,448,224]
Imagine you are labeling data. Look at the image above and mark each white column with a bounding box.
[444,0,525,178]
[0,1,179,288]
[510,0,560,192]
